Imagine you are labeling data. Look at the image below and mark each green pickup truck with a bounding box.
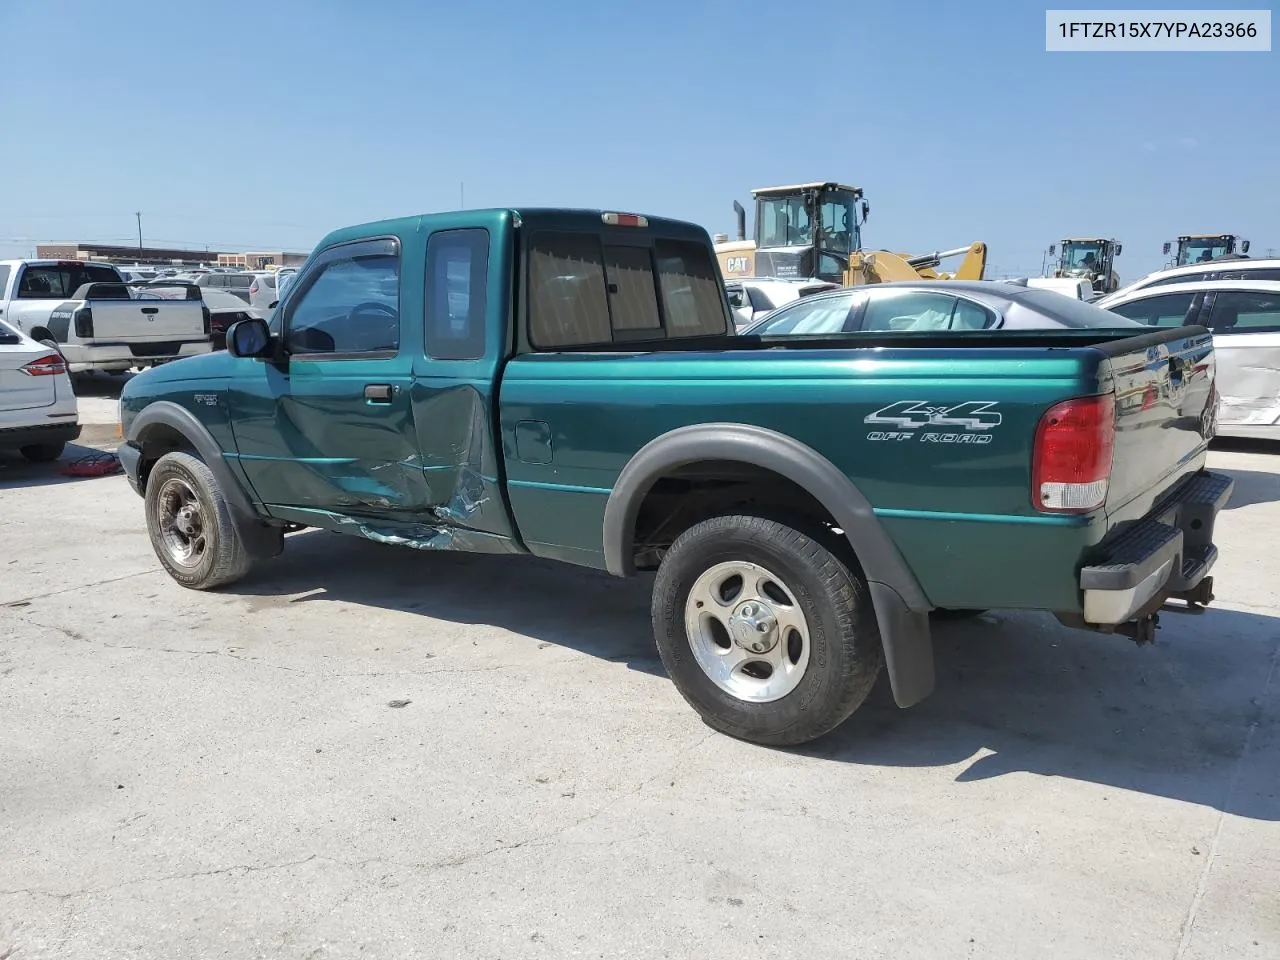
[118,208,1233,746]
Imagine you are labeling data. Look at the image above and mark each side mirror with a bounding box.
[1048,244,1056,257]
[1115,243,1122,256]
[1162,242,1172,255]
[1242,240,1251,253]
[226,317,273,358]
[861,200,870,222]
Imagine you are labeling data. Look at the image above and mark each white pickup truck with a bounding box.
[0,260,212,374]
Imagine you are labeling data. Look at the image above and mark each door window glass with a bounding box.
[286,251,400,355]
[1208,290,1280,334]
[1107,292,1195,327]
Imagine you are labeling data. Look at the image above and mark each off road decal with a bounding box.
[864,401,1001,444]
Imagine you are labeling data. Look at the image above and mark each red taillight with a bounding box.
[1032,393,1116,513]
[249,280,259,294]
[21,353,67,377]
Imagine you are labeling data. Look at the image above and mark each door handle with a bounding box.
[364,384,394,403]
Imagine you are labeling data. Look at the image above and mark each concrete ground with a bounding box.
[1,414,1277,958]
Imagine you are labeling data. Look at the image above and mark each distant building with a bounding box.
[216,250,310,269]
[35,242,310,269]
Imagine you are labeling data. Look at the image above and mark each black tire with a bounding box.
[144,450,253,589]
[652,513,883,747]
[19,442,65,462]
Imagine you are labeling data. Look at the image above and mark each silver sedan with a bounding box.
[740,280,1147,336]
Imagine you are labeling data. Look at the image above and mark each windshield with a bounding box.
[747,293,857,335]
[1061,241,1104,271]
[1178,238,1229,265]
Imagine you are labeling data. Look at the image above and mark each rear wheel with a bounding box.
[20,443,65,462]
[145,451,253,589]
[652,513,883,747]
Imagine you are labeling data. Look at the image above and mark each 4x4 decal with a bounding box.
[864,401,1003,431]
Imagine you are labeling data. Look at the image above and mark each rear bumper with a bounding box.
[63,340,212,372]
[0,420,82,449]
[1078,470,1233,627]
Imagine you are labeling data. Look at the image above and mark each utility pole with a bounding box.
[135,212,143,254]
[460,182,465,208]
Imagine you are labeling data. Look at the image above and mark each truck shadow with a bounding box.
[237,530,666,676]
[233,530,1279,821]
[811,606,1280,822]
[1218,467,1280,509]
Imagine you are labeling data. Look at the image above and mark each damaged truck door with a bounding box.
[229,237,434,518]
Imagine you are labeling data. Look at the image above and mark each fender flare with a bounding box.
[126,401,283,560]
[601,423,935,708]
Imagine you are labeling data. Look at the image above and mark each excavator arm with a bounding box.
[845,242,987,286]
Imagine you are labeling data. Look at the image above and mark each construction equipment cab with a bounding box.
[1050,238,1122,294]
[1164,235,1251,267]
[715,183,868,285]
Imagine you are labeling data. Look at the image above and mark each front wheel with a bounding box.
[144,451,254,589]
[651,513,883,747]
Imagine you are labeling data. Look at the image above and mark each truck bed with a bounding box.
[498,324,1216,614]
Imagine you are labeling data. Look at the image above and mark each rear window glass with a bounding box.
[17,263,121,299]
[1017,289,1145,328]
[528,232,728,348]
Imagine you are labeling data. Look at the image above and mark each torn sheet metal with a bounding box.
[1215,343,1280,427]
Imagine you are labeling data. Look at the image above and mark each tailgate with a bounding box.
[1101,326,1216,518]
[85,299,207,342]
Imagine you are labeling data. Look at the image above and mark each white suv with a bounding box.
[0,318,79,462]
[1098,258,1280,306]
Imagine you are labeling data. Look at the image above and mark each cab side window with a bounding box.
[1107,292,1196,327]
[425,228,489,361]
[285,244,400,356]
[1207,291,1280,335]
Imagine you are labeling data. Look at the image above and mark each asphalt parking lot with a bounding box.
[2,401,1277,958]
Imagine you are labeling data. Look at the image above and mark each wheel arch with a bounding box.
[602,423,936,709]
[127,401,282,559]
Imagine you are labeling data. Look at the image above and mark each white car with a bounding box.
[724,277,840,330]
[0,318,79,462]
[1101,278,1280,441]
[1098,258,1280,305]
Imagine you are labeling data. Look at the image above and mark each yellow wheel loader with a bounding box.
[1163,234,1251,267]
[1047,238,1122,294]
[713,182,987,288]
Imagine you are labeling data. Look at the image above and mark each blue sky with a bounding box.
[1,0,1275,281]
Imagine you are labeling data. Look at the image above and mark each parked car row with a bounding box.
[731,258,1280,443]
[0,259,272,375]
